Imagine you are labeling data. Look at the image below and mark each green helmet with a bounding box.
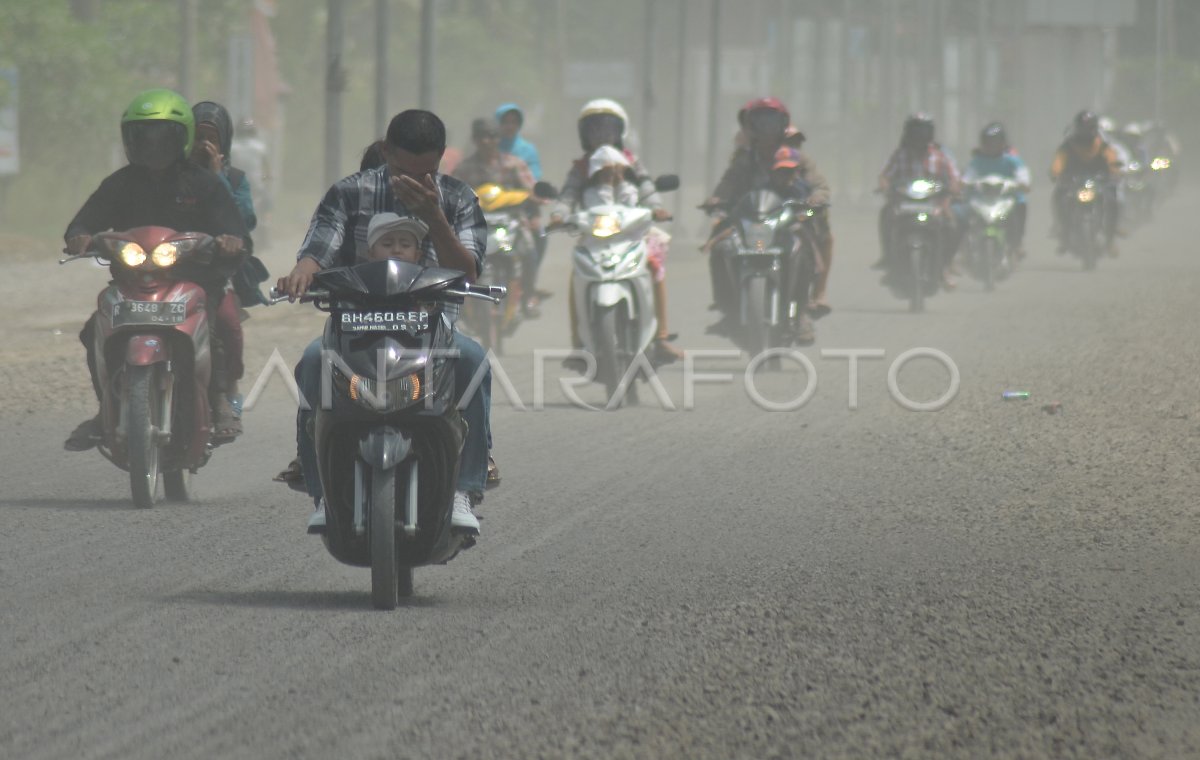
[120,88,194,170]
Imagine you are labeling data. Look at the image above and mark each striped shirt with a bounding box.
[297,166,487,273]
[880,144,961,193]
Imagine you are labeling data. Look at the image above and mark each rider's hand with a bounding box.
[390,173,445,226]
[549,213,564,226]
[215,234,244,256]
[652,208,673,222]
[197,141,223,173]
[277,257,321,300]
[65,234,92,257]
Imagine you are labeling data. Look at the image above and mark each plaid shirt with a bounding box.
[296,166,486,321]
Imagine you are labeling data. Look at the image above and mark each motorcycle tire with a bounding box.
[743,277,770,357]
[909,246,926,314]
[126,365,161,509]
[983,236,999,292]
[595,305,623,406]
[370,465,401,610]
[163,470,191,502]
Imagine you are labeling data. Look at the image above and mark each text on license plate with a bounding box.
[340,310,431,333]
[113,301,186,326]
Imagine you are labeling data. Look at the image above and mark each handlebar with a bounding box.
[269,283,507,306]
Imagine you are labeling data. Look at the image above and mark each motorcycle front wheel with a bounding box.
[743,277,770,356]
[595,304,623,405]
[126,364,162,509]
[370,465,400,610]
[908,246,926,313]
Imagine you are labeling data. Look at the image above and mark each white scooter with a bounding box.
[543,176,678,404]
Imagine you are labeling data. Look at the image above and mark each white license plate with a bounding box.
[112,301,186,327]
[339,310,431,334]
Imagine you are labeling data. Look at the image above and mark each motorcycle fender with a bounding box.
[125,335,169,366]
[593,282,627,308]
[358,427,413,472]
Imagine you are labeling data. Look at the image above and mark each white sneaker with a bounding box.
[307,498,327,535]
[450,491,480,534]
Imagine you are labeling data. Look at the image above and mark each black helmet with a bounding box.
[901,113,935,151]
[979,121,1007,153]
[1072,110,1100,141]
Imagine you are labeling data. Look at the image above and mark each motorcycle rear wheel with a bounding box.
[370,465,399,610]
[126,365,161,509]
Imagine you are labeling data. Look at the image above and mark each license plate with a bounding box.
[112,300,186,327]
[339,310,431,334]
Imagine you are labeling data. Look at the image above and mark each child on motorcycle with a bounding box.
[364,213,428,264]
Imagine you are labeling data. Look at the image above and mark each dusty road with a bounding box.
[1,194,1199,759]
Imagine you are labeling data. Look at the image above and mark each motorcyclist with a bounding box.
[702,98,834,339]
[1050,110,1123,256]
[551,99,682,362]
[962,121,1031,258]
[63,88,250,451]
[191,100,268,440]
[275,109,491,537]
[453,118,541,317]
[875,113,962,289]
[496,103,550,304]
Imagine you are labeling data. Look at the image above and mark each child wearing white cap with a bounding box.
[365,212,430,264]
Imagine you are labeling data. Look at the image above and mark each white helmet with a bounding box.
[579,98,629,138]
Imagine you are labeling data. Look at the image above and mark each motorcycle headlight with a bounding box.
[592,215,621,238]
[334,367,424,412]
[907,179,938,199]
[1077,188,1096,204]
[1151,157,1170,171]
[151,242,178,267]
[119,242,147,267]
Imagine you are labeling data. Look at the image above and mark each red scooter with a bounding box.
[62,226,220,507]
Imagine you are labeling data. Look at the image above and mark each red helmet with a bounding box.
[738,97,790,127]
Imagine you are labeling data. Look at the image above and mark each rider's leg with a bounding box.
[65,314,104,450]
[809,211,834,315]
[295,338,323,499]
[452,331,490,499]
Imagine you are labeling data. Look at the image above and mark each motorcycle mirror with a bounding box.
[654,175,680,193]
[533,181,559,200]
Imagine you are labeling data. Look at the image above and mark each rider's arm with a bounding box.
[1010,156,1032,191]
[552,165,584,220]
[1050,149,1066,181]
[281,181,351,296]
[64,172,123,244]
[430,178,486,282]
[203,171,252,257]
[222,171,258,232]
[1103,144,1124,176]
[709,150,750,208]
[797,152,831,206]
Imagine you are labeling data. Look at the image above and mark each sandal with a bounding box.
[274,458,308,492]
[64,415,103,452]
[807,301,832,319]
[211,394,243,443]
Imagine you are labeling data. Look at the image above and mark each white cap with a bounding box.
[367,212,429,250]
[587,145,630,179]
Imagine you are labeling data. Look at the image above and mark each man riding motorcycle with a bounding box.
[551,99,682,362]
[1050,110,1123,256]
[875,113,962,289]
[703,97,834,340]
[962,121,1031,258]
[63,88,250,451]
[453,117,540,317]
[276,109,492,537]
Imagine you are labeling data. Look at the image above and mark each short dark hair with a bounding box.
[386,110,446,154]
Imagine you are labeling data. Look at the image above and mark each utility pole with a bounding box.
[673,0,688,219]
[1154,0,1165,123]
[325,0,346,188]
[705,0,722,196]
[641,0,656,159]
[179,0,196,101]
[375,0,389,137]
[419,0,436,110]
[976,0,988,129]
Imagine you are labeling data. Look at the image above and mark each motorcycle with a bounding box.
[60,227,222,508]
[1122,159,1155,228]
[963,175,1021,291]
[1059,173,1109,271]
[882,178,946,313]
[272,260,504,608]
[462,183,535,354]
[709,190,821,354]
[545,175,678,405]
